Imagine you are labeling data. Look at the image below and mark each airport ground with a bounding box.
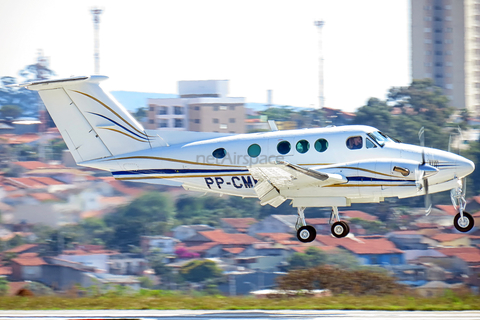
[1,309,480,320]
[0,294,479,311]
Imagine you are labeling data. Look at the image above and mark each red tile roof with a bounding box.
[107,180,144,197]
[1,134,41,145]
[437,247,480,263]
[0,266,11,275]
[11,256,46,266]
[12,161,64,170]
[29,193,59,202]
[4,244,38,254]
[256,233,294,242]
[430,233,469,242]
[221,218,257,232]
[306,218,330,225]
[315,235,402,255]
[199,230,259,245]
[434,205,458,216]
[223,247,245,254]
[339,210,377,221]
[5,177,47,189]
[29,177,65,186]
[187,242,218,253]
[338,238,402,255]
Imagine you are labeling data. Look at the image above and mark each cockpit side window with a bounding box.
[368,131,398,147]
[366,138,377,149]
[346,136,363,150]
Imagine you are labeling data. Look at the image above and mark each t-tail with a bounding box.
[20,76,153,165]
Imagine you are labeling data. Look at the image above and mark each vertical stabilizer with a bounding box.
[24,76,151,163]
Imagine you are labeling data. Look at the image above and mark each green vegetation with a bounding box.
[0,293,479,310]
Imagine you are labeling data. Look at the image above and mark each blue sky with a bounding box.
[0,0,409,112]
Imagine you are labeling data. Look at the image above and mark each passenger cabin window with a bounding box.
[296,140,310,154]
[248,144,261,158]
[277,141,291,155]
[314,139,328,152]
[346,136,363,150]
[366,138,377,149]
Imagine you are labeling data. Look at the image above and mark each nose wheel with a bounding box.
[331,221,350,238]
[454,211,474,233]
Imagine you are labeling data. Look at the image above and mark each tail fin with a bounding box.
[24,76,151,163]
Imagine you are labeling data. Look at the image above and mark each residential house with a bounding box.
[248,215,297,236]
[108,253,146,275]
[3,244,40,256]
[172,225,215,242]
[315,235,404,266]
[429,233,472,247]
[10,254,47,282]
[140,236,178,255]
[221,218,257,233]
[386,231,437,250]
[57,246,119,272]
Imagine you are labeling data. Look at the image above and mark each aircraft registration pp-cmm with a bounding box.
[16,75,475,242]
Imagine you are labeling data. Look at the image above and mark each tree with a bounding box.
[353,98,394,136]
[0,277,8,296]
[179,259,222,283]
[133,107,147,122]
[0,105,22,119]
[105,192,175,251]
[287,247,327,270]
[277,265,405,296]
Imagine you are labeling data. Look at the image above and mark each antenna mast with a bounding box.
[314,20,325,109]
[90,8,103,75]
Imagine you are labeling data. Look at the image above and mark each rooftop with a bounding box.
[199,229,259,245]
[339,210,377,221]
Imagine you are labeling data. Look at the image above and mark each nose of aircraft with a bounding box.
[456,155,475,178]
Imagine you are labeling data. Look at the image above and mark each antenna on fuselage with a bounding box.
[268,120,279,131]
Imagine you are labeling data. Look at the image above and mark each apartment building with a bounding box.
[411,0,480,115]
[147,80,245,133]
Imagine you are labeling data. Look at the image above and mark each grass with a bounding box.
[0,293,479,311]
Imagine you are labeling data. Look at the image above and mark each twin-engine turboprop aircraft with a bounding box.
[19,76,475,242]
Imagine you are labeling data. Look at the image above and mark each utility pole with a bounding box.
[314,20,325,109]
[91,8,103,75]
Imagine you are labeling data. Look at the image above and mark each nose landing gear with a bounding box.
[451,178,475,233]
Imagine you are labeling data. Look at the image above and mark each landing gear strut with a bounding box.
[330,206,350,238]
[451,179,475,233]
[295,207,316,242]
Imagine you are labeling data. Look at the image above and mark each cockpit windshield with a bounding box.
[367,131,396,147]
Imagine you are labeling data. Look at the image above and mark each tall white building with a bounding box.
[411,0,480,115]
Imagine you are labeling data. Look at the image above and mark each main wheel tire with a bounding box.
[454,212,474,233]
[297,225,317,243]
[331,221,349,238]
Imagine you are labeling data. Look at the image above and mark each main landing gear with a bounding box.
[451,179,475,233]
[295,206,351,242]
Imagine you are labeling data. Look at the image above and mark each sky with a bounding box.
[0,0,410,112]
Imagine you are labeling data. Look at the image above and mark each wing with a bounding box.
[249,161,347,207]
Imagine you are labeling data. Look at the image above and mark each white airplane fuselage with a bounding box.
[84,125,474,208]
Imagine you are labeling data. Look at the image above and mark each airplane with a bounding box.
[17,75,476,243]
